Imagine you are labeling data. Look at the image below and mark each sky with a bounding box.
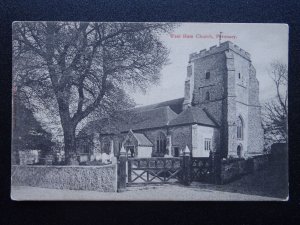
[131,23,289,106]
[21,23,288,142]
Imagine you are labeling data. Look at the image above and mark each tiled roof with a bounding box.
[79,98,218,136]
[133,98,184,114]
[169,106,217,127]
[120,106,178,132]
[132,132,153,147]
[79,105,179,136]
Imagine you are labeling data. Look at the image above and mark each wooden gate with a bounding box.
[127,157,183,186]
[117,150,218,191]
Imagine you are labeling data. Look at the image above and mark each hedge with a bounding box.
[11,164,117,192]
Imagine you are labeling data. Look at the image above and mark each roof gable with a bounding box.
[124,130,153,147]
[132,132,153,147]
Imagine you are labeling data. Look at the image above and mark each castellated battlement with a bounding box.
[189,41,251,62]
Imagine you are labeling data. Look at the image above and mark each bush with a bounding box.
[12,164,117,192]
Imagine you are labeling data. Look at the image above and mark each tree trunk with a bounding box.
[63,123,78,165]
[56,90,79,165]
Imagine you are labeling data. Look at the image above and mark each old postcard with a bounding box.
[11,22,288,200]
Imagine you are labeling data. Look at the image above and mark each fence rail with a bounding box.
[117,151,269,191]
[127,157,183,185]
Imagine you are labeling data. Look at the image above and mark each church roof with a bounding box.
[169,106,218,127]
[79,105,179,136]
[133,98,184,114]
[79,99,218,136]
[121,106,178,131]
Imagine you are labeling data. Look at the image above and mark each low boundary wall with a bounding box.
[11,164,117,192]
[220,154,269,184]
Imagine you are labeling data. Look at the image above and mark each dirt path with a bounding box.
[11,185,282,201]
[11,158,288,201]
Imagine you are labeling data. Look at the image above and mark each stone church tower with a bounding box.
[183,41,264,158]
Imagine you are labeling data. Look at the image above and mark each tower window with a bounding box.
[237,116,243,140]
[205,91,210,101]
[238,73,241,79]
[205,72,210,79]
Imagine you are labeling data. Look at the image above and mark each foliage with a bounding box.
[12,98,55,157]
[13,22,176,163]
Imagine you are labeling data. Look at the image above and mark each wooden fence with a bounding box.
[117,151,270,191]
[117,150,219,191]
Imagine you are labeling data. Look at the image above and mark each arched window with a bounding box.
[205,91,210,101]
[237,116,243,139]
[205,71,210,79]
[156,132,167,154]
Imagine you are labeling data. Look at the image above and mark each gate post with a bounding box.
[117,146,127,192]
[182,145,191,186]
[211,151,221,184]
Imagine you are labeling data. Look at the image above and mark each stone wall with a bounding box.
[251,154,269,171]
[247,65,264,155]
[169,125,192,154]
[188,42,264,158]
[11,164,117,192]
[219,154,269,184]
[270,143,288,161]
[220,158,249,184]
[189,41,251,62]
[247,106,264,155]
[192,51,227,125]
[188,47,228,157]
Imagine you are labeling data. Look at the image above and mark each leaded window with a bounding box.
[156,132,167,153]
[204,138,212,151]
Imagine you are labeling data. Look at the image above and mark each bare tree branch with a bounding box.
[263,61,288,148]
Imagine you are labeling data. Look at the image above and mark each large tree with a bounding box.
[262,61,288,149]
[13,22,176,164]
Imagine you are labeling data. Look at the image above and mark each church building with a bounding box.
[79,41,264,159]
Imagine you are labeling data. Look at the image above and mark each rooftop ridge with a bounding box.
[131,97,184,114]
[135,104,172,114]
[189,41,251,61]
